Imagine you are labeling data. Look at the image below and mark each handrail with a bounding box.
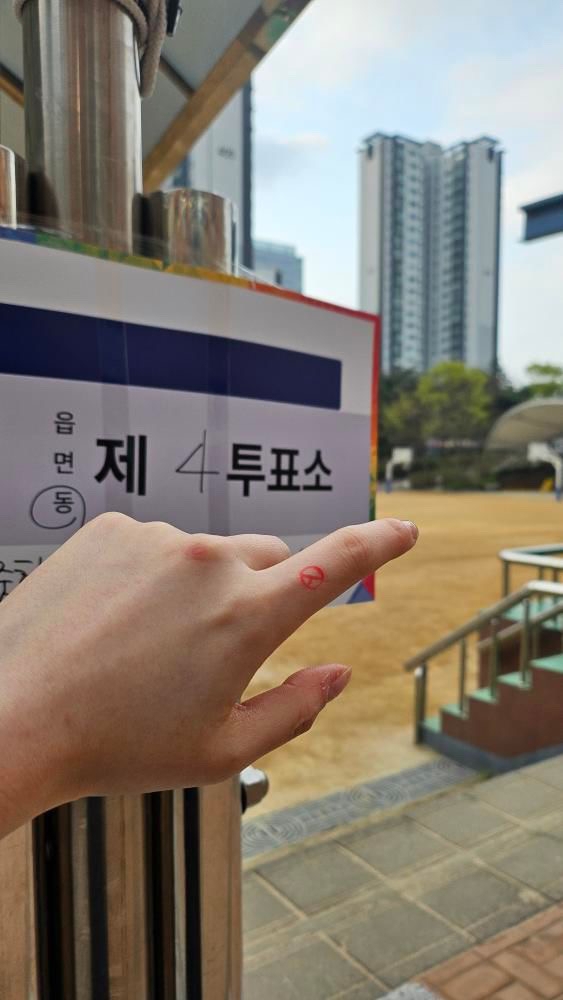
[404,580,563,672]
[477,599,563,652]
[500,543,563,558]
[499,543,563,596]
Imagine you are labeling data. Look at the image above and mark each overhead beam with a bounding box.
[159,55,195,101]
[0,62,24,107]
[143,0,312,193]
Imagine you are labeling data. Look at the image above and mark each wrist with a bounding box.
[0,659,71,838]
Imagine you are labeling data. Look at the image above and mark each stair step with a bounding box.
[422,716,441,733]
[498,672,529,689]
[504,600,563,632]
[469,687,498,704]
[441,703,466,719]
[530,653,563,674]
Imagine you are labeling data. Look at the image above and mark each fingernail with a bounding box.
[327,666,352,703]
[402,520,419,542]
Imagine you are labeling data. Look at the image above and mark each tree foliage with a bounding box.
[416,362,491,442]
[379,362,491,458]
[525,363,563,398]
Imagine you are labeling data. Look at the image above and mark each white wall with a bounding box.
[188,90,246,264]
[358,142,382,315]
[464,140,499,371]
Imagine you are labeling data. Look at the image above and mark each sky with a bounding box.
[253,0,563,383]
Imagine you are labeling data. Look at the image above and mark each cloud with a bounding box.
[254,0,563,379]
[438,46,563,238]
[255,132,329,187]
[500,241,563,383]
[256,0,533,109]
[256,0,454,104]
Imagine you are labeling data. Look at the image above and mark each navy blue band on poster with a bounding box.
[0,303,342,410]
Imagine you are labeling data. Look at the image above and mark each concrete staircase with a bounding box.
[441,653,563,757]
[420,602,563,771]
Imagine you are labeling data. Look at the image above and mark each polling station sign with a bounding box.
[0,228,379,604]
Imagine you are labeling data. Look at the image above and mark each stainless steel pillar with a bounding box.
[0,145,27,227]
[21,0,142,250]
[144,189,238,274]
[17,7,146,998]
[143,189,243,1000]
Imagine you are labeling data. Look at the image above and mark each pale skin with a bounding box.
[0,512,418,840]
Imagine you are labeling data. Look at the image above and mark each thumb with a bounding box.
[227,664,352,766]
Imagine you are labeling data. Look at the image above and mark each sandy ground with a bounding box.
[247,491,563,816]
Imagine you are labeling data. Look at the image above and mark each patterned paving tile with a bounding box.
[243,758,475,859]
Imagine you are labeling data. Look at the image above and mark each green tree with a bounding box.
[489,367,532,420]
[525,363,563,398]
[378,369,420,461]
[416,361,492,443]
[384,391,425,452]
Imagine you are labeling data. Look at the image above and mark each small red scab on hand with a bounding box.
[299,565,326,591]
[188,542,211,561]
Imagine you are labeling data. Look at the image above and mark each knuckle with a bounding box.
[272,537,291,560]
[264,535,290,556]
[336,526,370,571]
[143,520,183,545]
[90,511,133,532]
[186,533,226,561]
[145,519,174,532]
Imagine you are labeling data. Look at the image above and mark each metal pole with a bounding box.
[16,6,144,996]
[458,638,467,713]
[519,597,530,685]
[144,189,245,1000]
[490,617,500,696]
[21,0,142,251]
[414,664,427,744]
[0,145,27,227]
[501,560,510,597]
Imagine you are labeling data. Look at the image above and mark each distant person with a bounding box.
[0,513,418,839]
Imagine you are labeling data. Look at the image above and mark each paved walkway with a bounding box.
[243,756,563,999]
[418,903,563,999]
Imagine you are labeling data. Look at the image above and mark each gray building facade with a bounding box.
[359,132,502,374]
[167,83,253,271]
[253,239,304,293]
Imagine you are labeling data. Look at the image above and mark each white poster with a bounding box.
[0,231,378,604]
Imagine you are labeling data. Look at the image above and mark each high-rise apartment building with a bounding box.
[359,133,502,374]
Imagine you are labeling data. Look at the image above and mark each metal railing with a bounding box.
[405,580,563,744]
[500,543,563,596]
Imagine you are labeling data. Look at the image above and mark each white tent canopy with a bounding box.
[487,398,563,451]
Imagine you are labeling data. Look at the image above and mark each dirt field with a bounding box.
[248,491,563,816]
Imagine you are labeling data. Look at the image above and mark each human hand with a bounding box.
[0,513,417,835]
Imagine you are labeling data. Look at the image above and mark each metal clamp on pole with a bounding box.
[241,767,270,814]
[166,0,183,34]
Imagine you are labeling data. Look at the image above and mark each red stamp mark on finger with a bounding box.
[299,565,326,591]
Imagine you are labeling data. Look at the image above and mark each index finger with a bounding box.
[262,518,418,632]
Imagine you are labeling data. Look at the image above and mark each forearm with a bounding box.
[0,667,66,839]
